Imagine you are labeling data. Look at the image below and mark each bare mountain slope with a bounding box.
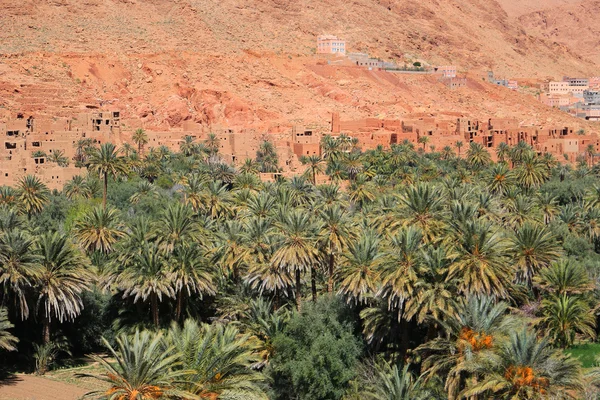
[0,0,598,130]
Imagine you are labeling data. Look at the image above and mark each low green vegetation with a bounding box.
[1,135,600,399]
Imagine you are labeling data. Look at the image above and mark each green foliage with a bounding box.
[268,296,362,400]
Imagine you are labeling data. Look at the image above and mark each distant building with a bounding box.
[507,80,518,90]
[549,80,589,95]
[584,90,600,105]
[348,53,382,69]
[317,35,346,55]
[434,66,457,78]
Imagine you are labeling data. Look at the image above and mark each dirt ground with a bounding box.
[0,374,89,400]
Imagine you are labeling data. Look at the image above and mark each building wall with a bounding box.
[317,35,346,55]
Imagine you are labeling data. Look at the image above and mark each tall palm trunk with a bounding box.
[102,171,108,209]
[327,252,335,293]
[311,265,317,302]
[151,293,159,327]
[175,290,184,323]
[295,269,302,312]
[43,315,51,344]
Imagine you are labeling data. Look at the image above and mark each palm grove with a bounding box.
[1,131,600,399]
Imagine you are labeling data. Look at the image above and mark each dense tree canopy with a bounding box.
[1,136,600,398]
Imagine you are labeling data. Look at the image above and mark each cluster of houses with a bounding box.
[317,35,465,89]
[539,77,600,121]
[1,108,597,189]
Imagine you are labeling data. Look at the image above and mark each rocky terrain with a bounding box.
[0,0,598,132]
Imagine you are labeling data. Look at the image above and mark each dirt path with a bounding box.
[0,374,89,400]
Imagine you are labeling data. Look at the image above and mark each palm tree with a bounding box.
[47,150,70,167]
[164,320,267,399]
[272,209,321,310]
[495,142,510,163]
[510,223,561,288]
[463,329,583,399]
[129,180,159,204]
[73,206,126,254]
[537,192,560,225]
[536,259,592,295]
[418,136,430,151]
[35,232,91,344]
[418,296,510,399]
[454,141,463,157]
[486,163,514,196]
[300,155,325,185]
[586,144,595,167]
[515,152,549,190]
[397,184,447,242]
[87,143,128,209]
[84,330,190,399]
[448,221,511,298]
[179,135,197,157]
[466,142,491,169]
[156,202,199,252]
[0,307,18,351]
[541,294,596,348]
[132,128,149,155]
[356,362,431,400]
[0,230,40,319]
[0,186,17,207]
[239,158,260,174]
[64,175,91,199]
[256,140,279,173]
[118,243,174,327]
[318,204,354,293]
[16,175,50,219]
[182,173,206,212]
[171,243,216,322]
[199,181,234,220]
[338,231,383,304]
[204,133,220,155]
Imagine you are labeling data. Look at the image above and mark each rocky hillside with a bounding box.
[0,0,598,130]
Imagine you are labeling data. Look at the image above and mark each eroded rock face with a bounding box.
[0,0,597,131]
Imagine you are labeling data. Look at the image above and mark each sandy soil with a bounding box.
[0,374,88,400]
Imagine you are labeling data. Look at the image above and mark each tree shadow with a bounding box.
[0,370,22,387]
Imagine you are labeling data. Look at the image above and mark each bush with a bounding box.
[268,296,362,400]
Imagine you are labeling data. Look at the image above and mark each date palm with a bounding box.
[73,206,126,254]
[378,226,423,311]
[199,181,234,220]
[84,330,190,399]
[495,142,510,163]
[0,307,18,351]
[35,232,91,344]
[466,142,491,169]
[131,128,148,155]
[171,243,216,323]
[164,320,267,399]
[541,293,596,348]
[129,180,159,205]
[47,149,70,167]
[397,184,447,242]
[156,202,199,252]
[486,163,514,196]
[272,209,321,310]
[338,231,383,304]
[204,133,220,155]
[0,230,40,319]
[537,192,560,225]
[182,173,206,212]
[463,329,582,399]
[454,141,463,157]
[300,155,325,185]
[64,175,91,199]
[510,223,561,288]
[318,204,354,293]
[118,242,175,327]
[536,259,592,295]
[16,175,50,219]
[418,296,510,399]
[0,186,17,207]
[357,362,431,400]
[516,152,549,190]
[87,142,128,209]
[448,220,511,298]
